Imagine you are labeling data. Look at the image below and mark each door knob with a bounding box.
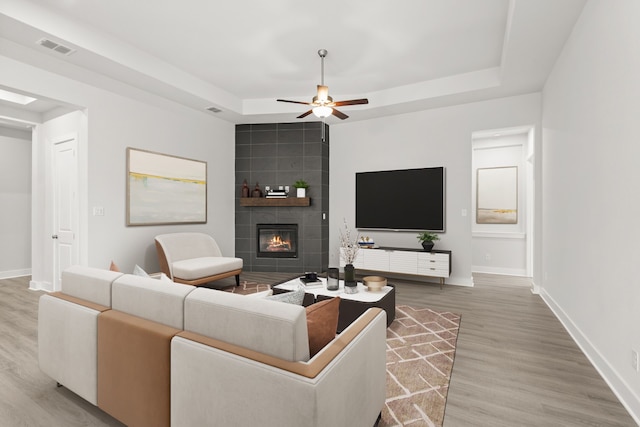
[52,234,58,239]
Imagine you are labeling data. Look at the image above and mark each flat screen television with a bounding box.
[356,167,445,232]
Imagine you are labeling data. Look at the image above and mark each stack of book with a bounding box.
[265,189,288,198]
[299,276,323,288]
[358,237,376,248]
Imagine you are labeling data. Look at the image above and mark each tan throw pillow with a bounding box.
[306,297,340,357]
[109,261,120,272]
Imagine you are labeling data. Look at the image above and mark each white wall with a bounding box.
[0,130,31,278]
[541,0,640,421]
[330,93,542,286]
[0,54,235,289]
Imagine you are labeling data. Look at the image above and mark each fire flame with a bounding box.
[266,234,291,251]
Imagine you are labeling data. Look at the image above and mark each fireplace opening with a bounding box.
[256,224,298,258]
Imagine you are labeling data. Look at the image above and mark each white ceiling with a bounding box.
[0,0,586,125]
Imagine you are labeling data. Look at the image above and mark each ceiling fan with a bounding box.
[277,49,368,120]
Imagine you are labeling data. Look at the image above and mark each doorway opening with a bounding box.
[470,126,535,285]
[0,87,85,291]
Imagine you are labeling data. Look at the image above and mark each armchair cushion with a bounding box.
[172,257,242,281]
[155,232,243,286]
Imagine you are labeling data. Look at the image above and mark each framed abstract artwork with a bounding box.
[126,147,207,225]
[476,166,517,224]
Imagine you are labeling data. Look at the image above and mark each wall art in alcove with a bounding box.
[476,166,517,224]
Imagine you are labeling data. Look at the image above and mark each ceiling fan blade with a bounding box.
[333,98,369,107]
[317,85,329,102]
[331,108,349,120]
[297,110,314,119]
[277,99,312,106]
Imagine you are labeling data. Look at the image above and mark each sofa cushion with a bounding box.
[61,265,123,307]
[98,310,179,427]
[172,257,242,280]
[184,288,310,362]
[306,297,341,357]
[244,289,273,298]
[112,274,195,329]
[38,294,106,405]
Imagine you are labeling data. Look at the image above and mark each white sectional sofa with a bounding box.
[38,265,387,427]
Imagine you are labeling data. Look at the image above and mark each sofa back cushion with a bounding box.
[184,288,310,362]
[112,275,195,329]
[62,265,123,307]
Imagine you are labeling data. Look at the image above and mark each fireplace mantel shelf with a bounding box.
[240,197,310,207]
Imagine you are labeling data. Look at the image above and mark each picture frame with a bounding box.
[126,147,207,225]
[476,166,517,224]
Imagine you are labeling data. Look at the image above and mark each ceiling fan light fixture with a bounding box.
[313,105,333,118]
[276,49,368,121]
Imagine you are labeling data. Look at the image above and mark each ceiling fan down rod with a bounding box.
[318,49,327,86]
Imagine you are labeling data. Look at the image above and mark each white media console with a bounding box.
[340,247,452,288]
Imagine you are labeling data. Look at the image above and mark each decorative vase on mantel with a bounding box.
[344,263,358,294]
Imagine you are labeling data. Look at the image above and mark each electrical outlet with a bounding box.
[632,349,639,372]
[485,253,491,261]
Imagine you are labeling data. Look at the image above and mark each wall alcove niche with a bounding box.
[234,122,329,273]
[470,127,534,279]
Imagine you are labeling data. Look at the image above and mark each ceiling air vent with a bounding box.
[206,106,222,113]
[37,38,76,56]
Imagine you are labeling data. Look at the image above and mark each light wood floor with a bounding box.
[0,273,636,426]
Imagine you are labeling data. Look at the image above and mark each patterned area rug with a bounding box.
[225,283,460,426]
[222,280,271,295]
[382,305,460,427]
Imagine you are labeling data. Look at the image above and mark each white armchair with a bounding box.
[155,232,243,286]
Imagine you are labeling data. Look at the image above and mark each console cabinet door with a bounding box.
[417,252,450,278]
[389,251,418,274]
[363,249,389,271]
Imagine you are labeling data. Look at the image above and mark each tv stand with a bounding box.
[340,247,451,288]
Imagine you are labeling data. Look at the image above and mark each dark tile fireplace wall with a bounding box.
[235,122,329,273]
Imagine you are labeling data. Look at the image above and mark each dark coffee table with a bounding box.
[273,278,395,333]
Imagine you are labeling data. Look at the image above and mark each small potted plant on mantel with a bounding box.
[293,179,309,198]
[417,231,440,252]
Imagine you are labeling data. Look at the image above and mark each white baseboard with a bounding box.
[540,289,640,425]
[0,268,31,280]
[29,280,52,292]
[530,279,540,294]
[448,274,474,287]
[472,265,527,276]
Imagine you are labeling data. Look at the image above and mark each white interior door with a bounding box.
[52,135,79,291]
